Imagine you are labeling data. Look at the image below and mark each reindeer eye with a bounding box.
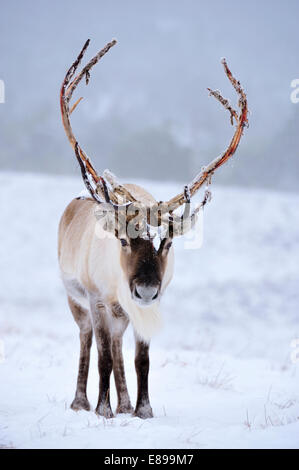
[165,242,172,250]
[120,238,128,247]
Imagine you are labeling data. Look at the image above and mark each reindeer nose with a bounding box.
[134,285,159,303]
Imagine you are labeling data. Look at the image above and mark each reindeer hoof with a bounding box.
[71,396,91,412]
[116,403,134,414]
[95,404,114,419]
[134,405,153,419]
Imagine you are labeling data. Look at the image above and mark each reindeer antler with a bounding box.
[166,58,248,214]
[61,41,248,238]
[60,39,136,206]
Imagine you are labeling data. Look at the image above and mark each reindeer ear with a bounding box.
[158,238,172,256]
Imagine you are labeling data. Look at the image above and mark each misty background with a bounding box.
[0,0,298,190]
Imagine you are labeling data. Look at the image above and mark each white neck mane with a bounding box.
[117,275,162,342]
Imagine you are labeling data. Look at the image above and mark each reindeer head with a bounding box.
[92,196,174,305]
[119,236,173,306]
[60,39,248,307]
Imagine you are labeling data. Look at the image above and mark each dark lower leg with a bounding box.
[89,298,114,418]
[112,336,133,413]
[71,329,92,411]
[95,327,114,418]
[134,338,153,419]
[67,297,92,412]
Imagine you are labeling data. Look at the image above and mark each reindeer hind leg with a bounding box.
[68,296,93,412]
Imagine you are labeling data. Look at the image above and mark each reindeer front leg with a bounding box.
[134,335,153,419]
[90,298,114,418]
[111,303,133,414]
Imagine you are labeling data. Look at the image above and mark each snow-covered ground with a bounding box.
[0,171,298,449]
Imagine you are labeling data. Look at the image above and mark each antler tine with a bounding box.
[74,142,102,203]
[103,169,138,203]
[161,186,211,238]
[207,88,238,126]
[62,39,90,98]
[166,58,248,213]
[65,39,117,104]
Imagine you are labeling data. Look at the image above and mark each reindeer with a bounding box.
[58,39,248,419]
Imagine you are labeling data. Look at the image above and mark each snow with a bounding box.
[0,171,298,449]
